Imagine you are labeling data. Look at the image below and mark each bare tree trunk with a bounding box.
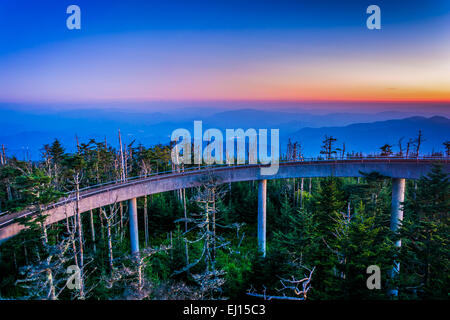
[205,200,210,271]
[415,130,423,158]
[406,139,412,158]
[102,203,121,274]
[75,175,85,299]
[170,232,173,261]
[105,210,114,272]
[24,245,29,265]
[124,145,128,179]
[183,188,189,267]
[39,206,57,300]
[99,209,105,247]
[13,251,17,269]
[144,196,149,247]
[90,209,96,253]
[212,189,216,269]
[75,135,80,153]
[413,181,417,200]
[119,202,124,242]
[128,145,132,175]
[40,221,48,246]
[67,214,78,267]
[118,129,126,182]
[293,178,296,207]
[1,144,6,165]
[46,264,56,300]
[300,178,304,208]
[96,149,100,183]
[138,260,143,292]
[398,138,404,157]
[309,178,312,194]
[6,184,12,201]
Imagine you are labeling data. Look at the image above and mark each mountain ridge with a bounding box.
[0,107,448,159]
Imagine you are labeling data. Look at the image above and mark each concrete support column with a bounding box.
[390,178,406,296]
[129,198,139,255]
[258,180,267,257]
[390,178,406,246]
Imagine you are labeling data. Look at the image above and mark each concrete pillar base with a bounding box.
[129,198,139,255]
[389,178,406,296]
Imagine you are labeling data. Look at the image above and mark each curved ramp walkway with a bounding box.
[0,159,448,246]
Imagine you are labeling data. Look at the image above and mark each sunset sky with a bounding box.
[0,0,449,105]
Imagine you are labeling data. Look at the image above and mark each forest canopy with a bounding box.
[0,137,448,300]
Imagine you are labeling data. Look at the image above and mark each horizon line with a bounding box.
[1,98,450,105]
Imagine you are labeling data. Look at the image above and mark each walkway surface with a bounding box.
[0,158,448,242]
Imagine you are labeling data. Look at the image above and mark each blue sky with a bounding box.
[0,0,449,104]
[1,0,448,54]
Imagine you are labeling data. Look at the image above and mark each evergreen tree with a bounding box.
[320,136,338,160]
[380,144,393,157]
[309,177,345,298]
[335,202,393,299]
[399,164,449,299]
[273,194,315,256]
[49,139,65,165]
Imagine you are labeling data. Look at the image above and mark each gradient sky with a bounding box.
[0,0,449,104]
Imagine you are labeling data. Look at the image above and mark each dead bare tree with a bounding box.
[63,201,96,300]
[444,141,450,157]
[247,266,316,300]
[89,209,96,253]
[139,156,151,247]
[16,235,72,300]
[336,142,346,160]
[135,245,171,297]
[100,201,122,274]
[172,172,246,299]
[320,135,338,160]
[192,269,226,299]
[299,178,304,208]
[16,206,95,300]
[1,144,6,165]
[398,137,405,157]
[104,245,171,300]
[72,171,85,298]
[118,129,126,182]
[178,172,228,271]
[414,130,424,158]
[406,138,413,158]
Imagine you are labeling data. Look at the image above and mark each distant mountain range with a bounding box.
[291,116,450,156]
[0,106,448,159]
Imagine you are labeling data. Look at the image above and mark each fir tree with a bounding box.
[309,177,345,298]
[399,164,449,299]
